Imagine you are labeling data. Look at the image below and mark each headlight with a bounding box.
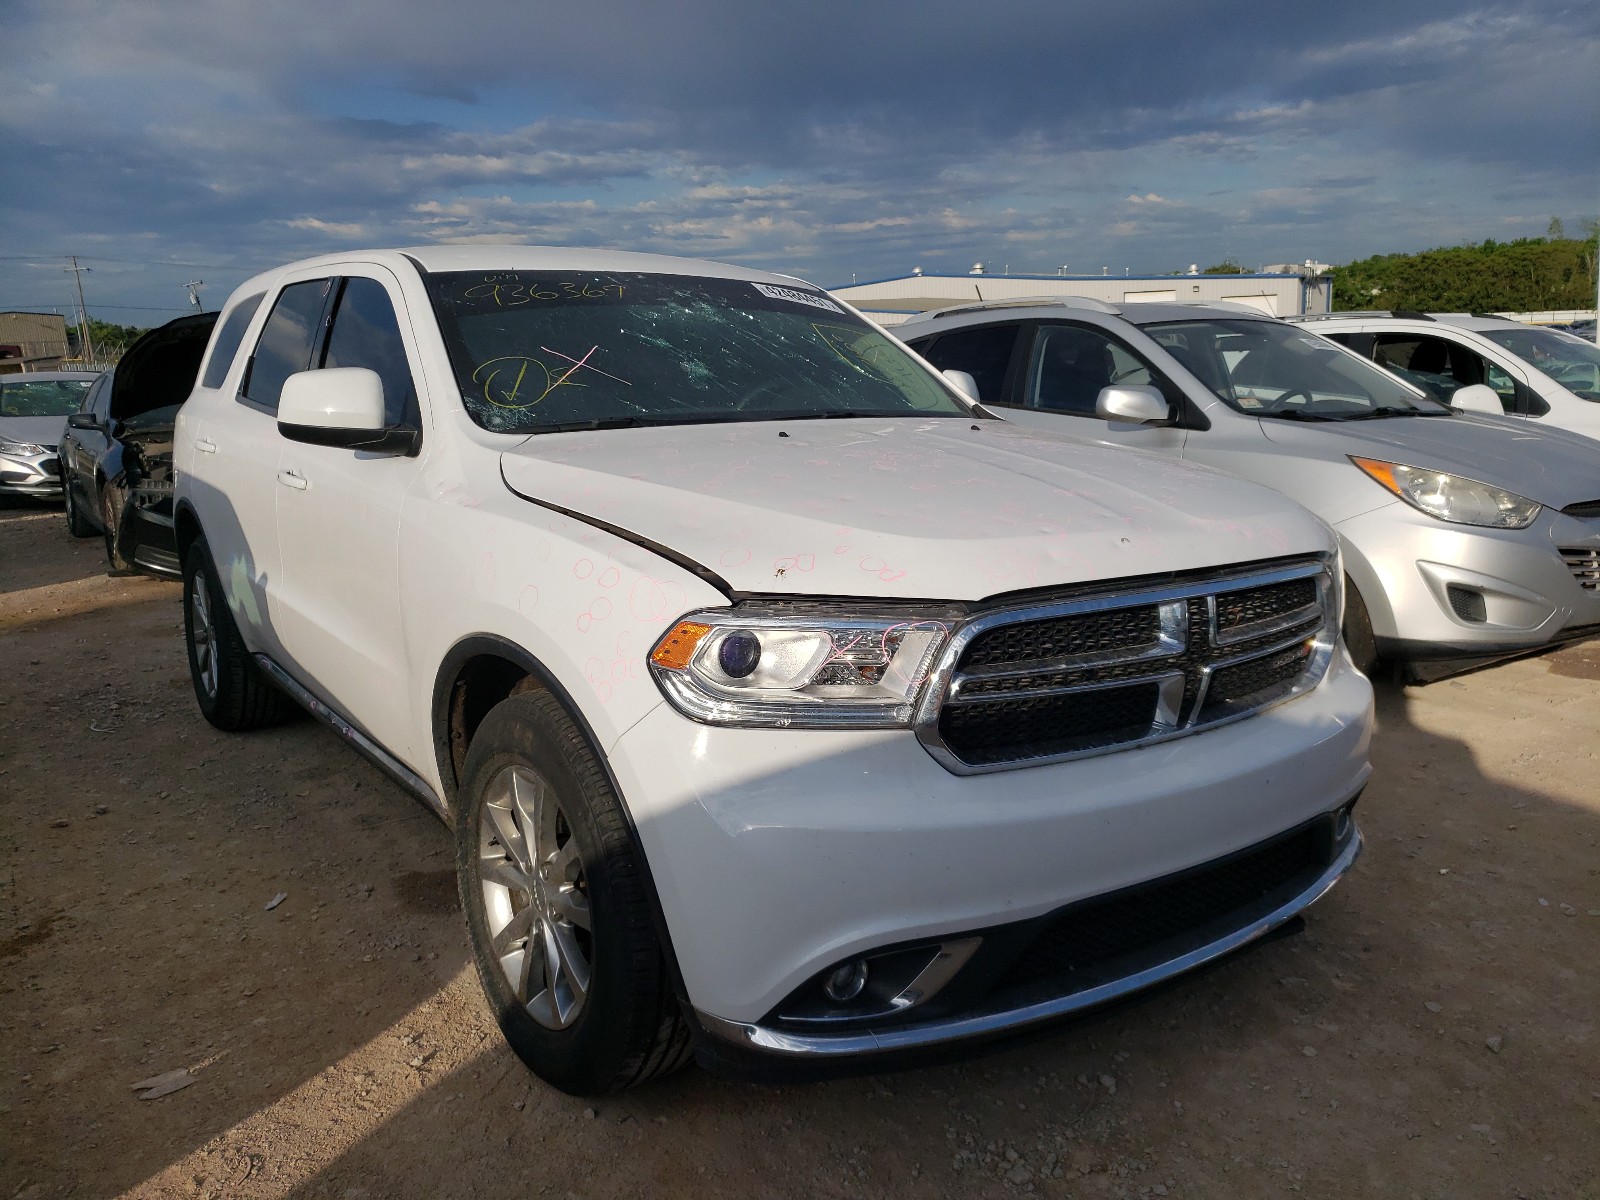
[649,609,953,727]
[1350,457,1542,529]
[0,438,47,456]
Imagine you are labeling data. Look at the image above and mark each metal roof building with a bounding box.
[829,268,1332,326]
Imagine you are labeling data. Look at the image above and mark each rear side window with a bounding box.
[201,293,265,390]
[913,324,1021,404]
[321,277,418,427]
[243,279,334,413]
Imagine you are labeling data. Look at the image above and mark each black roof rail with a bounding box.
[1389,310,1434,320]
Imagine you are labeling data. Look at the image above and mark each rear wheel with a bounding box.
[62,472,95,537]
[182,537,297,731]
[456,690,691,1095]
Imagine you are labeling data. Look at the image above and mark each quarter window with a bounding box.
[202,293,265,391]
[321,278,418,427]
[243,279,334,413]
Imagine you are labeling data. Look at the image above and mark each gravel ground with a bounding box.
[2,499,1597,1200]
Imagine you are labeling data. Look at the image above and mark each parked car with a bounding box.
[900,298,1600,680]
[0,370,101,498]
[1286,312,1600,444]
[173,248,1372,1095]
[59,312,219,576]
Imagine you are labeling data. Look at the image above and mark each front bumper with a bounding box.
[0,449,62,496]
[607,646,1372,1050]
[1339,501,1600,661]
[696,815,1361,1062]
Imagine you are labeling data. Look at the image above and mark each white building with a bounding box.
[829,266,1332,326]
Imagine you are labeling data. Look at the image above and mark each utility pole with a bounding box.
[184,280,206,312]
[65,256,96,364]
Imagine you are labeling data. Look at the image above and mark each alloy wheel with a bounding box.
[478,764,592,1029]
[189,577,220,700]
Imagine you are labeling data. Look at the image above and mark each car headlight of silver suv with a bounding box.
[649,609,954,727]
[0,438,48,457]
[1350,457,1542,530]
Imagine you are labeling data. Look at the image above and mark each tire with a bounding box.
[62,472,96,537]
[182,537,298,731]
[456,690,692,1096]
[102,487,137,575]
[1342,574,1380,678]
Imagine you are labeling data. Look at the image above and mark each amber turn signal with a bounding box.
[650,621,712,671]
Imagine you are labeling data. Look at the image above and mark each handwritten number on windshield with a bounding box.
[462,276,624,307]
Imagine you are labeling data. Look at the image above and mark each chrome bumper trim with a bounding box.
[696,824,1363,1058]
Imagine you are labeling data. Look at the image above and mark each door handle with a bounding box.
[276,469,308,491]
[195,438,217,454]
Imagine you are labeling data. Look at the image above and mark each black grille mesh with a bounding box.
[941,683,1159,765]
[992,824,1324,992]
[959,606,1157,670]
[1202,642,1312,716]
[1215,578,1317,636]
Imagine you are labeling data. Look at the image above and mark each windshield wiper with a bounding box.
[526,414,741,435]
[1328,407,1437,421]
[1256,409,1340,422]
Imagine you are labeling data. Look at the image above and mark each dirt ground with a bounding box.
[1,497,1596,1200]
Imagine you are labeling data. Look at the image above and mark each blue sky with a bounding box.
[4,0,1597,326]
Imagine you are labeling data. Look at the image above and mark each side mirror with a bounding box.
[1096,384,1174,424]
[1449,383,1505,416]
[277,368,418,454]
[941,369,980,401]
[66,412,99,430]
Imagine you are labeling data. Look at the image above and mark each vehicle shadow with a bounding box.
[248,659,1595,1200]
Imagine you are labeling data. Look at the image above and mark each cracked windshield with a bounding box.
[424,271,971,433]
[1147,319,1449,420]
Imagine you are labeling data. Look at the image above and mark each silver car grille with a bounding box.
[914,558,1336,774]
[1560,546,1600,591]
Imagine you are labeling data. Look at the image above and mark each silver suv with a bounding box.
[900,298,1600,680]
[1287,312,1600,445]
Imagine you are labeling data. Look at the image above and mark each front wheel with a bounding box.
[1341,575,1379,677]
[182,537,297,731]
[456,691,691,1095]
[62,472,96,538]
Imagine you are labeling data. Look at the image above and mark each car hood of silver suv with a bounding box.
[1257,410,1600,510]
[500,418,1333,599]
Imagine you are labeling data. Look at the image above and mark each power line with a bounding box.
[0,253,249,269]
[0,302,196,311]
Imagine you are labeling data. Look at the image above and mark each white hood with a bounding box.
[500,419,1332,601]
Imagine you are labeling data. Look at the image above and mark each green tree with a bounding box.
[1331,231,1599,311]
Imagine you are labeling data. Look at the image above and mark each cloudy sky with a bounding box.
[4,0,1597,326]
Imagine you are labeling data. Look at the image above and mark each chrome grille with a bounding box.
[1561,546,1600,590]
[916,559,1333,774]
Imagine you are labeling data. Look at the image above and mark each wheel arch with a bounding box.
[432,634,694,1011]
[173,498,204,563]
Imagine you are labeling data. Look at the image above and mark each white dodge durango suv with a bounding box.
[173,248,1373,1094]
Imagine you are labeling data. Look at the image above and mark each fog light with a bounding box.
[1335,807,1352,842]
[823,958,869,1002]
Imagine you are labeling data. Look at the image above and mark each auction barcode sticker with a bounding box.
[752,283,844,313]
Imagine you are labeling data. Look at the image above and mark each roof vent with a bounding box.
[969,262,986,275]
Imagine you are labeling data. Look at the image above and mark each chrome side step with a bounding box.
[253,654,449,822]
